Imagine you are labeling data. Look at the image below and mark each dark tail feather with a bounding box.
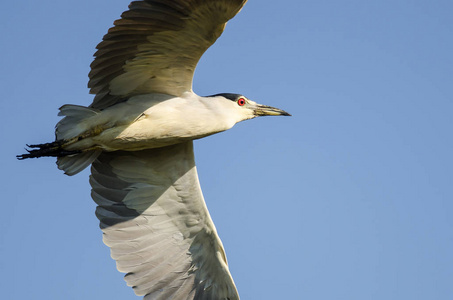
[16,141,80,160]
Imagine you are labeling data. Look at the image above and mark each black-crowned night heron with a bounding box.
[18,0,290,299]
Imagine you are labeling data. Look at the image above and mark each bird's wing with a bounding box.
[89,0,247,110]
[90,141,239,300]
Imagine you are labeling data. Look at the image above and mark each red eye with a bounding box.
[237,98,246,106]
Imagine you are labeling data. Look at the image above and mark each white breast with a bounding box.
[89,92,239,151]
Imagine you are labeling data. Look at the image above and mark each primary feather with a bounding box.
[91,142,239,299]
[86,1,247,299]
[18,0,289,298]
[89,0,248,110]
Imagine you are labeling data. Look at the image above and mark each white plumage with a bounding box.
[91,142,237,299]
[18,0,290,299]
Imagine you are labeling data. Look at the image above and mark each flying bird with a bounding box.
[18,0,290,299]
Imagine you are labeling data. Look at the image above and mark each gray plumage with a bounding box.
[91,142,237,299]
[18,0,290,299]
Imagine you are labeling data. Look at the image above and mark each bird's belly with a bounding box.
[91,117,226,151]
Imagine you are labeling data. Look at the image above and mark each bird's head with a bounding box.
[210,93,291,123]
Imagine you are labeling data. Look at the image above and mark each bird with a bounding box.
[18,0,290,299]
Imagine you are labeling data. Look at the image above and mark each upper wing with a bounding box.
[90,141,239,300]
[89,0,247,110]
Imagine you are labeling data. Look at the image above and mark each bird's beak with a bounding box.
[253,104,291,117]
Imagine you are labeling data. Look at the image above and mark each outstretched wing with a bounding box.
[89,0,247,110]
[90,142,239,299]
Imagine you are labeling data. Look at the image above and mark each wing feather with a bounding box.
[90,142,239,299]
[89,0,247,110]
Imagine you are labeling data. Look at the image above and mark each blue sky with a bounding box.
[1,0,452,299]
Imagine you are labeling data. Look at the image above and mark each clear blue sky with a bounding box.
[1,0,452,299]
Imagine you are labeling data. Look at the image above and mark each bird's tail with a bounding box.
[17,104,102,176]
